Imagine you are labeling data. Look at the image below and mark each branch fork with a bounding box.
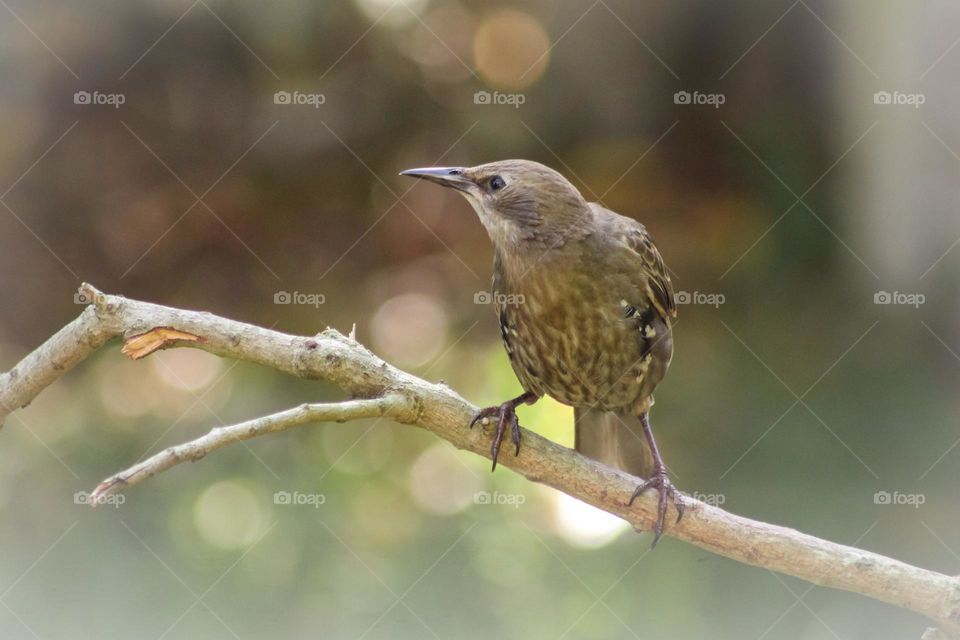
[0,283,957,637]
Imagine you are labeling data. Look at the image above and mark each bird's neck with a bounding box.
[493,223,591,279]
[493,203,593,254]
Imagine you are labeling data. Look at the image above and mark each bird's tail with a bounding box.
[574,407,653,479]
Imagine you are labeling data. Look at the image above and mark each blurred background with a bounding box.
[1,0,959,638]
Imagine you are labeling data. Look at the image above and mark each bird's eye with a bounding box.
[489,175,506,191]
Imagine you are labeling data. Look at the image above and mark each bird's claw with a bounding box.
[627,469,684,548]
[469,406,498,429]
[471,402,523,471]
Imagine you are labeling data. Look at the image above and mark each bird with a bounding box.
[400,159,683,546]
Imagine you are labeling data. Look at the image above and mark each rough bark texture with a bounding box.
[1,284,958,637]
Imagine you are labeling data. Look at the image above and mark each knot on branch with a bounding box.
[385,387,424,424]
[78,283,117,315]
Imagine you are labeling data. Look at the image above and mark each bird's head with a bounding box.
[400,159,589,247]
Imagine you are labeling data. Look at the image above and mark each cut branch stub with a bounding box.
[121,327,203,359]
[0,283,958,638]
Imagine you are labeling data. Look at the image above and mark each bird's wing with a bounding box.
[628,223,676,320]
[491,249,510,346]
[591,204,676,320]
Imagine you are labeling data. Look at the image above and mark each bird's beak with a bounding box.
[399,166,472,192]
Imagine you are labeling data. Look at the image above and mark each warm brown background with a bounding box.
[1,1,958,638]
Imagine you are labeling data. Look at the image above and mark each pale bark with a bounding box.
[1,284,958,637]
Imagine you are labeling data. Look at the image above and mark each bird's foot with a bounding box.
[470,392,537,471]
[627,467,685,548]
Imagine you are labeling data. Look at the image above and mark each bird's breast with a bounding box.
[496,269,670,410]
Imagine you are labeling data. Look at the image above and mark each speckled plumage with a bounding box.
[493,202,674,414]
[401,159,684,545]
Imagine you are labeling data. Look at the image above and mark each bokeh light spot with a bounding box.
[473,10,550,90]
[353,0,429,29]
[193,480,267,550]
[408,443,482,515]
[550,491,630,548]
[371,292,449,368]
[151,349,223,392]
[401,6,476,84]
[96,357,163,421]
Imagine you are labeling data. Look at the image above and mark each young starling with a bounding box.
[401,160,683,545]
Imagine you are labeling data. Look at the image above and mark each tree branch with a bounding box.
[91,395,411,500]
[2,283,958,637]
